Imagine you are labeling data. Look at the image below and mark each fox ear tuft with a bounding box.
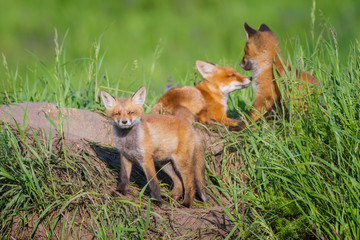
[131,86,146,106]
[100,91,116,110]
[196,60,217,78]
[244,22,257,39]
[258,24,272,32]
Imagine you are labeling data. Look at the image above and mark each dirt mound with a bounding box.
[1,102,234,239]
[0,102,113,144]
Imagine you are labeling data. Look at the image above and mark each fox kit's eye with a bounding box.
[128,111,134,115]
[114,112,120,116]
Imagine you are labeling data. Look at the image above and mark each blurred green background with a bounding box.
[1,0,359,93]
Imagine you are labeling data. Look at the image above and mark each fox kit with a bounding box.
[100,87,206,207]
[152,60,251,126]
[235,22,319,129]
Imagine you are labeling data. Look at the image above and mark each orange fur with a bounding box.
[152,60,251,126]
[234,23,319,129]
[100,87,206,207]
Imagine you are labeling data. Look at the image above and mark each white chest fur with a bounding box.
[113,124,144,161]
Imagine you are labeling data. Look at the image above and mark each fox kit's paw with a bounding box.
[229,121,246,131]
[115,183,129,196]
[202,118,216,126]
[182,201,192,208]
[208,119,217,125]
[111,188,128,197]
[170,188,183,201]
[111,190,120,197]
[182,195,195,208]
[150,190,162,202]
[229,125,241,131]
[151,198,162,207]
[199,191,207,203]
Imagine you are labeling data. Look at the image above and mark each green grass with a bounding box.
[1,0,360,93]
[0,122,151,239]
[1,6,360,239]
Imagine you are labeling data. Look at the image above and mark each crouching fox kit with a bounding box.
[234,22,319,130]
[152,60,251,126]
[100,87,206,207]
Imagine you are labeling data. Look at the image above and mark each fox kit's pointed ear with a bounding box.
[258,24,272,32]
[100,90,116,110]
[131,86,146,106]
[244,22,257,39]
[196,60,217,78]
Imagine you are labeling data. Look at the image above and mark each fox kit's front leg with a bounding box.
[247,96,273,123]
[116,155,133,195]
[214,116,241,126]
[230,95,275,131]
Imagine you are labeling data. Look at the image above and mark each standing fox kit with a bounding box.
[238,22,319,128]
[100,87,206,207]
[152,60,251,126]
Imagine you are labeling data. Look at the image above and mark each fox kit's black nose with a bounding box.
[122,120,128,124]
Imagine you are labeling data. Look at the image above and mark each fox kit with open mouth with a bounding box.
[100,87,206,207]
[152,60,251,126]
